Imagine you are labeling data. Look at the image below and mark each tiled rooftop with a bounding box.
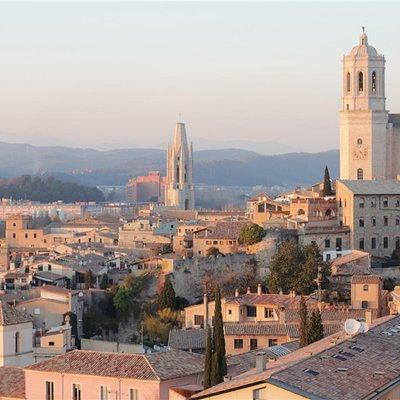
[0,366,25,399]
[0,300,33,326]
[191,315,398,399]
[351,274,382,284]
[339,179,400,195]
[25,349,204,381]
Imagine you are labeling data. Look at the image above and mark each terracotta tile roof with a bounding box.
[224,323,289,336]
[331,250,369,267]
[224,293,315,307]
[270,315,400,400]
[194,221,250,240]
[0,366,25,399]
[0,301,33,326]
[25,349,204,381]
[191,315,398,399]
[168,328,206,351]
[351,275,382,284]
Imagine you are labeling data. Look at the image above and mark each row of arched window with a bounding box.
[346,71,377,93]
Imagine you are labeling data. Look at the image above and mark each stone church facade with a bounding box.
[340,29,400,181]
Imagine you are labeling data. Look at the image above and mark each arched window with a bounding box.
[372,71,377,92]
[15,332,20,353]
[297,209,305,215]
[358,72,364,92]
[347,72,351,92]
[359,197,365,208]
[357,168,363,180]
[357,138,363,145]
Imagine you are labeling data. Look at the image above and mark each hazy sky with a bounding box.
[0,2,400,153]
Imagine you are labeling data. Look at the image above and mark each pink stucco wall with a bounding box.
[24,369,203,400]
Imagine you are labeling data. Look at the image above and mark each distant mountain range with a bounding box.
[0,141,339,188]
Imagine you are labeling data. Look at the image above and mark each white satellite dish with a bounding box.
[359,322,369,334]
[344,319,361,335]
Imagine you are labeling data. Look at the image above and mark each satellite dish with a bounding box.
[344,319,361,335]
[359,322,369,334]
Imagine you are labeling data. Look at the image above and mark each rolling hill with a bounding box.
[0,141,339,188]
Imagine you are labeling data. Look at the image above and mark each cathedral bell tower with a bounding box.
[340,28,389,180]
[165,122,195,210]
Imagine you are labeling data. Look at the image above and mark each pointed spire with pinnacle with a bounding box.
[173,122,188,154]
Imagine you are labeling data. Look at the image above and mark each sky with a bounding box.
[0,2,400,153]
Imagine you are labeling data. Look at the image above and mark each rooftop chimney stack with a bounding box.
[246,287,251,294]
[257,284,262,295]
[235,288,239,297]
[255,352,267,373]
[365,309,373,326]
[279,307,286,324]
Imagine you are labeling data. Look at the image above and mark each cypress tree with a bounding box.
[299,296,309,347]
[308,308,324,344]
[203,326,213,389]
[211,286,227,386]
[323,166,333,196]
[158,275,176,309]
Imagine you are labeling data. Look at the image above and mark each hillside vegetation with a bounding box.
[0,175,105,203]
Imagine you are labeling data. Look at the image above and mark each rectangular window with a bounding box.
[371,237,376,249]
[45,382,54,400]
[34,233,37,238]
[129,389,139,400]
[253,388,266,400]
[72,384,81,400]
[383,197,388,208]
[100,386,109,400]
[384,216,388,226]
[359,218,364,227]
[234,339,243,349]
[372,217,376,227]
[336,237,342,251]
[194,315,204,326]
[268,338,278,347]
[362,300,369,309]
[25,233,28,239]
[246,306,256,317]
[359,238,364,250]
[264,308,274,318]
[250,338,258,350]
[371,197,376,208]
[49,341,55,346]
[324,239,330,249]
[384,237,389,249]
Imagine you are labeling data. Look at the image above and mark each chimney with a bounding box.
[246,287,251,294]
[289,290,296,298]
[365,309,373,326]
[257,284,262,295]
[204,293,209,330]
[235,288,239,297]
[279,288,283,295]
[255,352,267,373]
[279,307,286,324]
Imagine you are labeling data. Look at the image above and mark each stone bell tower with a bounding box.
[339,28,389,181]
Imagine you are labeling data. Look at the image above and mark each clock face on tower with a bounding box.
[353,144,368,160]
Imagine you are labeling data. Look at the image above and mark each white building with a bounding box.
[165,122,195,210]
[0,301,34,367]
[340,28,400,181]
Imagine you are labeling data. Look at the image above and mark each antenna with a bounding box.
[344,319,361,335]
